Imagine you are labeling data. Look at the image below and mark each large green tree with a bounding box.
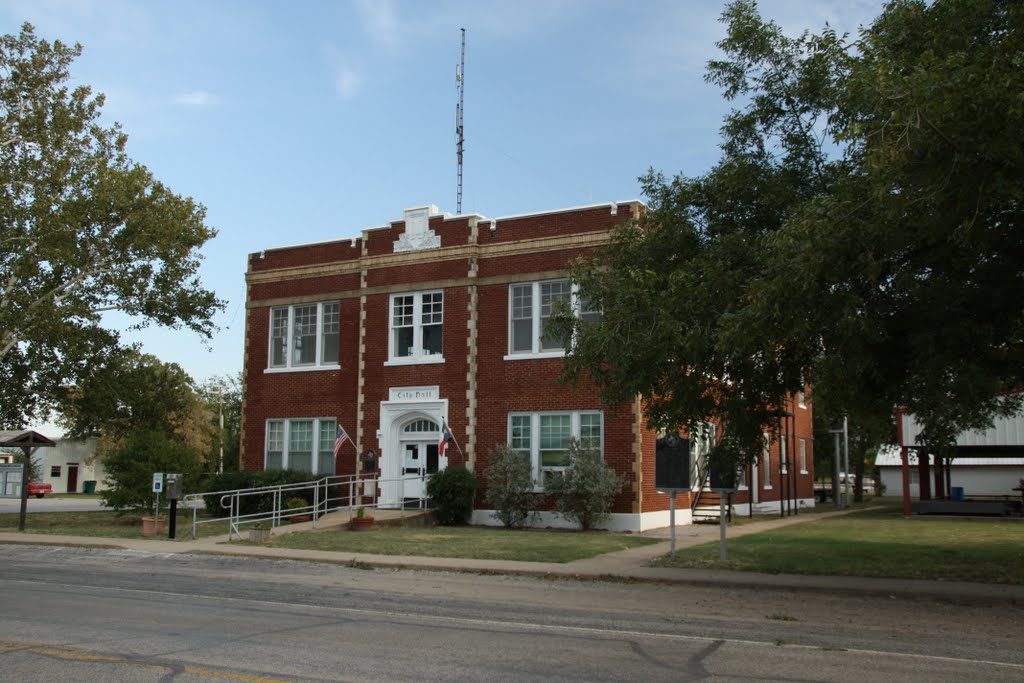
[555,0,1023,467]
[0,24,222,427]
[57,348,215,462]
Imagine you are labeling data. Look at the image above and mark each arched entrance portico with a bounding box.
[398,418,441,500]
[378,387,448,508]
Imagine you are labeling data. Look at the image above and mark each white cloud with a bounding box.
[334,64,361,99]
[356,0,400,46]
[173,90,215,107]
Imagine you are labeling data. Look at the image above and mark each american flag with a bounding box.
[333,424,350,458]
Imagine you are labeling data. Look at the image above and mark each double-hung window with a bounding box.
[762,433,772,489]
[507,279,597,358]
[268,302,340,370]
[799,438,808,473]
[389,290,444,363]
[265,418,337,475]
[507,410,603,487]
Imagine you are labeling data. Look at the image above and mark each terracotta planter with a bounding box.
[289,514,312,524]
[350,516,375,531]
[141,516,165,538]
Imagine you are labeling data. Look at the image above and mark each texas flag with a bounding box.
[438,419,454,458]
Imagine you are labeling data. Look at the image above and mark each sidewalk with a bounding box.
[3,506,1022,604]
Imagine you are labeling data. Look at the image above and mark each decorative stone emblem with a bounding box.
[394,205,441,253]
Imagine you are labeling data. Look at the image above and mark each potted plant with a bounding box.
[249,523,272,543]
[141,514,165,538]
[285,496,312,523]
[350,505,374,531]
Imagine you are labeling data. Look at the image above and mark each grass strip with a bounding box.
[264,526,661,563]
[0,510,231,540]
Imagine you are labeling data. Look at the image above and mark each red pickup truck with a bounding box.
[27,481,52,498]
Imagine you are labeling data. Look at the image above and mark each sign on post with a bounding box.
[0,463,24,498]
[152,473,164,493]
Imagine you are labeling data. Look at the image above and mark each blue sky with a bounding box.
[1,0,882,408]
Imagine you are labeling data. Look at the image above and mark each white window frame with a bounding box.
[506,410,604,489]
[780,435,788,475]
[264,418,338,475]
[266,301,340,372]
[505,279,596,360]
[736,462,748,490]
[386,290,445,365]
[762,432,772,489]
[799,438,808,474]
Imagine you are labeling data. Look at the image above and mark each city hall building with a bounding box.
[240,201,816,530]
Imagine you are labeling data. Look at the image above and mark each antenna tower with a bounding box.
[456,28,466,213]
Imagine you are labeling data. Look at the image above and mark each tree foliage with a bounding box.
[101,430,202,513]
[0,24,222,427]
[555,0,1024,465]
[545,439,624,531]
[56,348,215,463]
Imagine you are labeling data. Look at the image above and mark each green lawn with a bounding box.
[0,509,231,540]
[258,526,661,563]
[1,509,659,562]
[655,503,1024,584]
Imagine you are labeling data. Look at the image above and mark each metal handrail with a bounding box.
[184,472,430,540]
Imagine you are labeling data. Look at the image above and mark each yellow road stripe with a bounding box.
[0,640,292,682]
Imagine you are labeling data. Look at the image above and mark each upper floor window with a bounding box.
[265,418,337,475]
[507,279,597,358]
[389,291,444,363]
[508,410,603,488]
[269,302,339,370]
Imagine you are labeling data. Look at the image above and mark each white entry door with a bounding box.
[402,442,440,501]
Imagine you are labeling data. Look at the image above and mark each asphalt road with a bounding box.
[2,545,1023,682]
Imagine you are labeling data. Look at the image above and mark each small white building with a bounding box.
[876,445,1024,498]
[39,437,106,493]
[885,403,1024,504]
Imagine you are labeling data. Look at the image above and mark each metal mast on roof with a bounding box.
[456,28,466,214]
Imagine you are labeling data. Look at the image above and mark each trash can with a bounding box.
[951,486,964,501]
[83,480,97,494]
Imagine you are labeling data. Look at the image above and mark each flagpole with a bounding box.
[442,417,466,460]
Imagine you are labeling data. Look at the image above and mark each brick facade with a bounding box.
[241,202,815,530]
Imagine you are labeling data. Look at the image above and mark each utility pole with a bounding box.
[218,384,224,474]
[843,416,850,507]
[456,28,466,213]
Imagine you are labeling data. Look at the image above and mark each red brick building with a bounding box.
[241,202,816,530]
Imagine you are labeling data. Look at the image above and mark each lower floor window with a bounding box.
[508,410,603,487]
[265,418,337,475]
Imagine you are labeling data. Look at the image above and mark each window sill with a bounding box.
[504,351,565,361]
[384,356,446,367]
[265,364,341,374]
[763,485,773,490]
